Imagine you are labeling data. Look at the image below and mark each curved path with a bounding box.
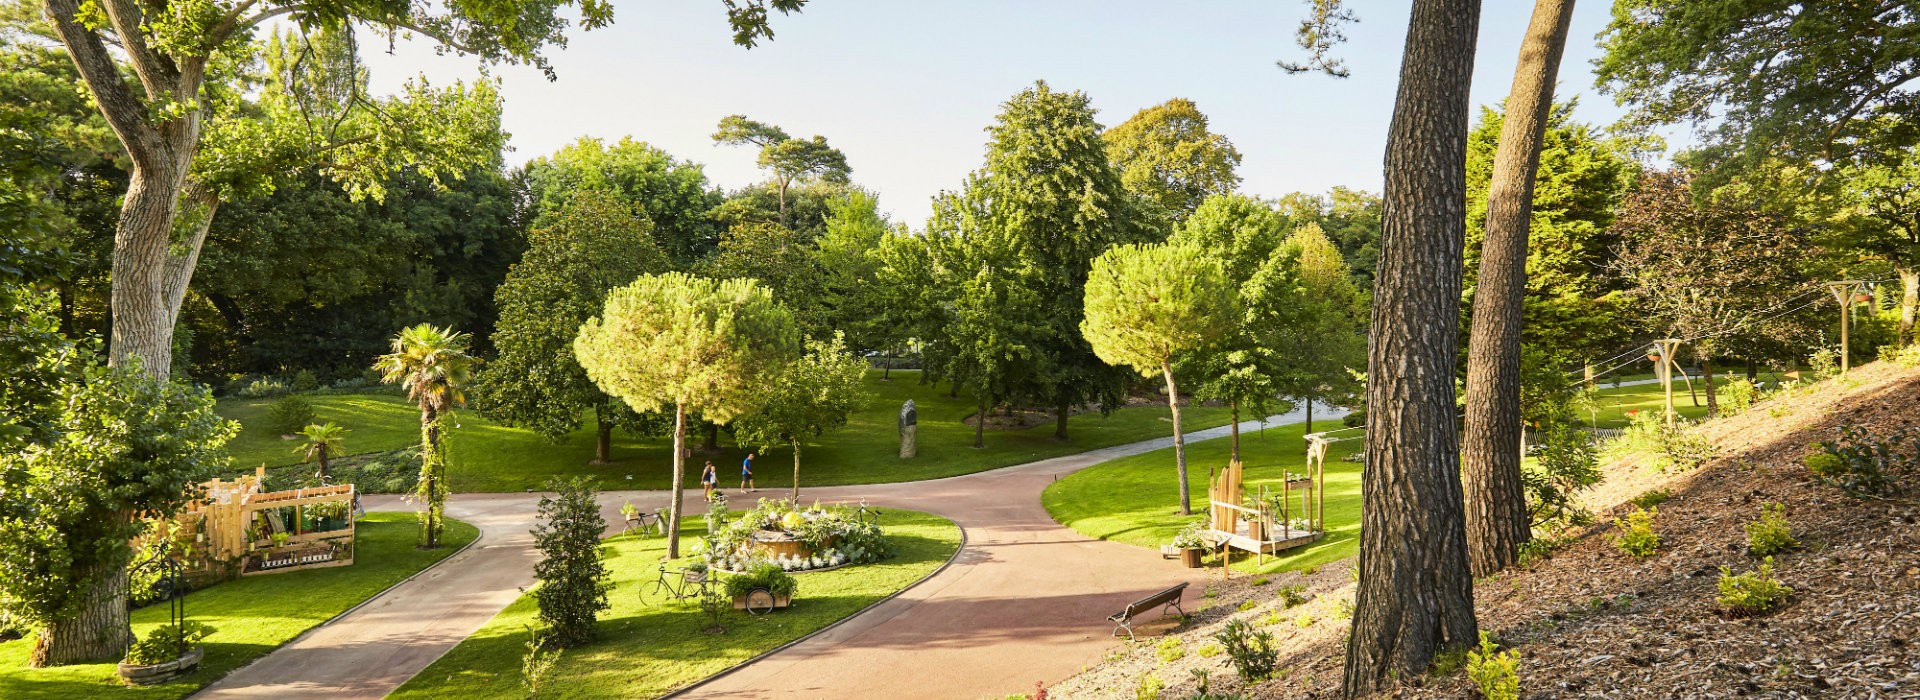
[195,406,1340,699]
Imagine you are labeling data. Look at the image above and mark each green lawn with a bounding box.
[1044,421,1365,575]
[0,513,477,699]
[1582,373,1779,428]
[390,508,961,699]
[217,370,1234,493]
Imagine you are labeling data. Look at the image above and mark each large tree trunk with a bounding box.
[1163,362,1192,516]
[1900,268,1918,347]
[972,393,987,449]
[667,403,687,559]
[1343,0,1483,694]
[790,438,803,501]
[32,563,131,666]
[592,406,613,465]
[701,422,720,453]
[1461,0,1575,578]
[1054,402,1071,441]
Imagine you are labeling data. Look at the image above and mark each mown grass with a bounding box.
[389,508,960,699]
[216,370,1234,493]
[0,513,477,700]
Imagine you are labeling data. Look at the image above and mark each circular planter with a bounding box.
[1179,548,1205,568]
[732,588,792,615]
[118,646,204,686]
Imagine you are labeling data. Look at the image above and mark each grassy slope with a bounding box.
[390,508,961,699]
[0,513,477,700]
[217,370,1233,493]
[1045,381,1711,575]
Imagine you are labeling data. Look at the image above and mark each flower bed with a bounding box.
[698,497,893,573]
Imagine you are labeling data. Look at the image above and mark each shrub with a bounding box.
[1293,612,1313,628]
[1275,584,1308,608]
[1808,347,1841,380]
[1611,506,1661,558]
[1523,423,1602,530]
[521,625,563,699]
[1235,600,1257,612]
[1196,642,1224,658]
[1628,488,1672,509]
[265,394,315,435]
[1464,631,1519,700]
[723,561,799,599]
[236,376,291,398]
[532,477,611,647]
[1744,502,1798,556]
[1214,618,1278,682]
[124,621,216,665]
[1880,342,1920,368]
[1615,411,1715,471]
[1155,635,1185,662]
[1715,376,1757,415]
[1516,535,1564,566]
[1808,425,1914,498]
[1333,597,1354,620]
[1170,520,1208,549]
[292,369,319,392]
[1133,672,1165,700]
[1718,557,1792,616]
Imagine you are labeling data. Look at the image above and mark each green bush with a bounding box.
[1464,631,1519,700]
[265,394,315,436]
[1133,672,1165,700]
[1744,502,1798,556]
[532,477,611,647]
[1275,584,1308,608]
[1715,376,1757,415]
[236,376,292,399]
[1808,347,1841,380]
[1195,642,1224,658]
[1516,534,1565,566]
[124,621,216,665]
[1615,412,1715,471]
[292,369,319,392]
[1611,506,1661,558]
[1523,423,1602,531]
[1879,342,1920,368]
[1213,618,1278,682]
[723,561,799,599]
[1718,557,1792,616]
[1628,488,1672,509]
[1155,635,1185,662]
[1808,425,1913,498]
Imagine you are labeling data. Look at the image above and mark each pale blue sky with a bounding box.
[362,1,1663,226]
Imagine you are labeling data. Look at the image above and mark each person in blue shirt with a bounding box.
[740,453,757,492]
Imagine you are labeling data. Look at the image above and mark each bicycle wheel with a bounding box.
[744,587,775,615]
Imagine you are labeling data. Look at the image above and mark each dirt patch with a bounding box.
[1049,361,1920,699]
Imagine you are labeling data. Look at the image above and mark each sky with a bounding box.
[360,1,1657,226]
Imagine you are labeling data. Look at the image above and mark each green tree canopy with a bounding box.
[1104,97,1243,225]
[475,189,668,464]
[732,333,870,500]
[517,136,723,268]
[712,115,851,226]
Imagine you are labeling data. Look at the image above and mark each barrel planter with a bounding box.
[117,647,204,686]
[1179,548,1205,568]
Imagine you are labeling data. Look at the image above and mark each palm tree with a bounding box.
[374,324,475,548]
[294,422,350,480]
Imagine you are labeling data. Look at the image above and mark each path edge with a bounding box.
[661,516,971,699]
[185,514,487,699]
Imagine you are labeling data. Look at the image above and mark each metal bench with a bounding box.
[1108,582,1188,640]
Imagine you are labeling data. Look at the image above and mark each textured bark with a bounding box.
[667,403,687,559]
[31,556,132,666]
[1343,0,1483,694]
[1054,403,1070,441]
[701,423,720,452]
[1461,0,1576,578]
[1901,268,1918,347]
[594,424,613,465]
[1701,354,1719,418]
[790,438,802,501]
[972,394,987,449]
[1229,400,1241,461]
[1163,362,1192,516]
[420,404,443,548]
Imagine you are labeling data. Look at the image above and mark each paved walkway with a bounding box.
[194,405,1342,699]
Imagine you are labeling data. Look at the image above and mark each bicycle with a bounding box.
[856,497,882,525]
[639,562,710,605]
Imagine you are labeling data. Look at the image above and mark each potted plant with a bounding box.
[726,561,797,612]
[683,559,710,584]
[1171,522,1208,568]
[621,501,641,530]
[270,531,291,550]
[117,621,214,685]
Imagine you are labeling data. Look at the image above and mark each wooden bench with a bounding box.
[1108,582,1188,640]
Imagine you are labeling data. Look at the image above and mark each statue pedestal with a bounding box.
[899,425,917,459]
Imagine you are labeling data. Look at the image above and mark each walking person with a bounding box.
[701,461,719,501]
[741,452,757,492]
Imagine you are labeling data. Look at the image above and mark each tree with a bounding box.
[1831,124,1920,346]
[1275,187,1384,286]
[1344,0,1483,693]
[573,273,801,558]
[0,290,235,665]
[475,190,668,464]
[295,422,349,479]
[811,192,896,354]
[732,334,870,501]
[1460,0,1578,578]
[923,183,1049,449]
[702,222,822,326]
[374,324,475,549]
[968,81,1145,440]
[1082,242,1237,516]
[1277,222,1367,432]
[1104,98,1243,225]
[517,137,723,269]
[532,476,610,648]
[712,115,851,227]
[1610,170,1815,417]
[1596,0,1920,183]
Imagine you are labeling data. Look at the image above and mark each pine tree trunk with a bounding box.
[1900,268,1917,347]
[1344,0,1483,694]
[1163,362,1192,516]
[1054,402,1070,441]
[790,438,803,501]
[592,406,613,465]
[972,393,987,449]
[667,403,687,559]
[32,561,132,666]
[1230,399,1241,461]
[1461,0,1575,579]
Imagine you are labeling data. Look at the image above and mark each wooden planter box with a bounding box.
[731,592,793,610]
[1179,548,1205,568]
[118,647,203,686]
